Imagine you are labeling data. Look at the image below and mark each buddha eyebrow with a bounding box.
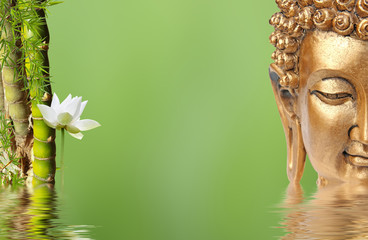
[321,76,354,86]
[322,77,349,82]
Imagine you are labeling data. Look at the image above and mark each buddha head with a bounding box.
[269,0,368,184]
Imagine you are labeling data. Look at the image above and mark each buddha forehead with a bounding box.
[299,30,368,89]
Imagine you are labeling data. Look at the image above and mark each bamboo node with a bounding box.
[7,99,26,104]
[34,155,56,161]
[34,135,55,143]
[33,173,55,183]
[3,80,21,87]
[12,118,30,123]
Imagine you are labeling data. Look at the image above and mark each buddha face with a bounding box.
[297,30,368,182]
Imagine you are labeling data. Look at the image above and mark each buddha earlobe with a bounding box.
[286,119,306,183]
[269,64,306,183]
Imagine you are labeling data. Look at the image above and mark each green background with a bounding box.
[47,0,318,239]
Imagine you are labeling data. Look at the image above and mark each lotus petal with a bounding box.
[66,123,80,134]
[71,98,83,122]
[44,118,59,129]
[59,94,72,112]
[63,98,78,116]
[69,132,84,140]
[51,93,60,110]
[37,104,58,128]
[73,100,88,121]
[73,119,101,131]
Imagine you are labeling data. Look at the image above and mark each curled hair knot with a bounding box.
[271,50,280,61]
[276,0,299,17]
[271,32,299,53]
[276,14,289,31]
[276,52,296,70]
[286,71,299,89]
[285,18,298,34]
[269,31,280,46]
[313,8,335,30]
[279,71,299,88]
[277,37,286,49]
[297,6,315,29]
[357,19,368,40]
[270,12,283,26]
[313,0,334,8]
[332,12,355,35]
[284,37,299,53]
[298,0,314,7]
[356,0,368,18]
[335,0,355,11]
[280,75,289,87]
[290,25,304,37]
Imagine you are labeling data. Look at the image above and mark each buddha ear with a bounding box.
[269,64,296,117]
[269,64,306,184]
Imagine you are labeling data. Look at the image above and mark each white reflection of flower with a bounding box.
[37,93,101,140]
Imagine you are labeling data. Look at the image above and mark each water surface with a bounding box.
[0,184,93,239]
[277,183,368,239]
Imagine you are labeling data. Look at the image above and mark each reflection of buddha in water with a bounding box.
[280,183,368,239]
[269,0,368,184]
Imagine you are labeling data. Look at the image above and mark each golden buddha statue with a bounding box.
[269,0,368,184]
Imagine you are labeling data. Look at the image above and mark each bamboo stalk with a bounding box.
[0,75,5,113]
[1,0,33,175]
[22,0,56,183]
[0,19,6,115]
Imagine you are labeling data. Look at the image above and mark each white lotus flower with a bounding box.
[37,93,101,140]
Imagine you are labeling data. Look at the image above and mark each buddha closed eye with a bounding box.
[310,78,354,105]
[312,90,352,102]
[269,0,368,185]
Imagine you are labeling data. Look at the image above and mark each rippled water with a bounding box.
[276,183,368,239]
[0,184,93,239]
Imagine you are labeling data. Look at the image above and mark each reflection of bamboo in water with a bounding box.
[26,183,57,239]
[7,187,31,239]
[0,184,56,239]
[26,183,93,239]
[0,184,92,239]
[0,187,22,239]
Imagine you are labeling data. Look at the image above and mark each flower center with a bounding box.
[57,112,73,126]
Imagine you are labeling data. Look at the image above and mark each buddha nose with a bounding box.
[351,98,368,144]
